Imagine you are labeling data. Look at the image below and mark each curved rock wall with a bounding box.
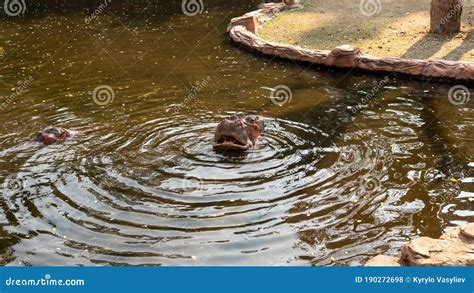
[228,1,474,82]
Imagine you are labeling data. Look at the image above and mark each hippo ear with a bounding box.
[34,133,43,142]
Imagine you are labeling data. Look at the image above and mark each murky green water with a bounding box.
[0,0,472,266]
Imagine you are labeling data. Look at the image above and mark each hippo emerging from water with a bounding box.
[35,126,72,145]
[213,115,265,151]
[35,125,105,145]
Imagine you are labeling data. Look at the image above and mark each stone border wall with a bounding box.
[227,1,474,82]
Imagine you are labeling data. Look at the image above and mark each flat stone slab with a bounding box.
[460,223,474,238]
[365,255,403,267]
[402,224,474,266]
[366,223,474,266]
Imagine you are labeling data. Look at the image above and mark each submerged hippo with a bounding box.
[35,126,72,145]
[35,125,105,145]
[213,115,265,151]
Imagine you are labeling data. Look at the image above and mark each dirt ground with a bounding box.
[259,0,474,62]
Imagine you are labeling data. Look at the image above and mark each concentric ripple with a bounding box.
[66,112,330,228]
[2,93,472,266]
[2,111,342,265]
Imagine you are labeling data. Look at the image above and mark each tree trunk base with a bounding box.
[430,0,463,34]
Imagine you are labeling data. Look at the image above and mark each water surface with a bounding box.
[0,0,473,266]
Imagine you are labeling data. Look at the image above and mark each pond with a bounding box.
[0,0,472,266]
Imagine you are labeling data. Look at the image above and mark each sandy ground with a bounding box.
[259,0,474,62]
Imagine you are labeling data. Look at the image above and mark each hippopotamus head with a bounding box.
[213,115,265,151]
[35,126,72,145]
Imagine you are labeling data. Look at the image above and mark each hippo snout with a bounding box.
[213,115,264,152]
[35,126,71,145]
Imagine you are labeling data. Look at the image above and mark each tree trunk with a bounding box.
[430,0,463,34]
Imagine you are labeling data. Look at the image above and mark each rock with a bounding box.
[365,255,403,267]
[364,223,474,266]
[401,224,474,266]
[229,15,259,33]
[326,45,362,68]
[460,223,474,238]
